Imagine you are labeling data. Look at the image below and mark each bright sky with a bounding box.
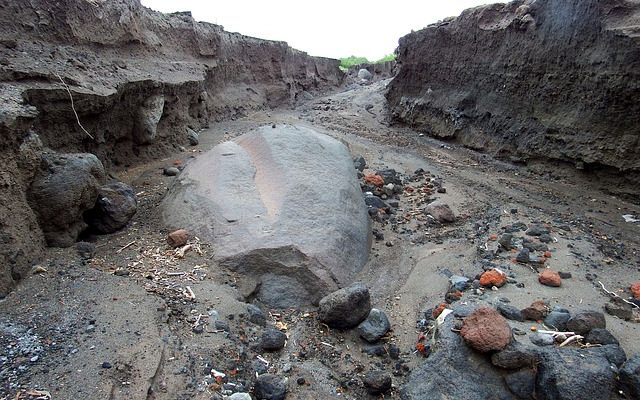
[141,0,498,61]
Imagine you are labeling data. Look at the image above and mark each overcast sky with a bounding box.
[141,0,498,60]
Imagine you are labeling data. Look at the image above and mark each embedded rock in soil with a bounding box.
[566,311,606,335]
[585,328,619,346]
[424,202,456,223]
[544,310,571,331]
[167,229,189,248]
[162,125,370,307]
[254,374,287,400]
[460,307,512,352]
[521,299,548,321]
[363,371,392,395]
[497,303,524,322]
[261,328,287,351]
[479,268,507,287]
[357,308,391,343]
[386,0,640,189]
[84,181,137,234]
[538,269,561,287]
[318,283,371,329]
[27,152,106,247]
[133,94,164,144]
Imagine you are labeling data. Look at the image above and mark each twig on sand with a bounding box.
[597,281,639,309]
[53,72,95,140]
[116,240,136,253]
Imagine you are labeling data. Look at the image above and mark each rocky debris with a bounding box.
[163,167,180,176]
[619,354,640,399]
[247,304,267,327]
[362,371,392,395]
[76,241,96,260]
[134,95,165,144]
[498,233,513,250]
[460,307,511,352]
[229,393,252,400]
[538,269,561,287]
[260,328,287,351]
[357,308,391,343]
[544,309,571,331]
[515,248,530,263]
[27,152,106,247]
[357,68,373,81]
[585,328,619,346]
[566,311,606,335]
[162,125,369,307]
[605,298,634,321]
[187,128,199,146]
[529,332,555,346]
[353,156,366,172]
[479,268,507,288]
[167,229,189,248]
[364,174,384,187]
[497,303,524,322]
[424,202,455,223]
[449,275,470,292]
[387,0,640,183]
[525,224,549,237]
[521,300,548,321]
[318,283,371,329]
[254,374,287,400]
[84,181,137,234]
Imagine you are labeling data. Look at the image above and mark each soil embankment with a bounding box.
[387,0,640,197]
[0,0,343,295]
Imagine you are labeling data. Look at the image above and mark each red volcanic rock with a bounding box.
[539,270,562,287]
[480,269,507,288]
[460,307,512,352]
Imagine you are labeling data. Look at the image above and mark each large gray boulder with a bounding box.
[28,152,106,247]
[162,125,370,307]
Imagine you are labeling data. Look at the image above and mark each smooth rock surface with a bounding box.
[162,125,370,307]
[318,283,371,329]
[357,308,391,343]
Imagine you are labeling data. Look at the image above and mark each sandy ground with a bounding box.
[1,79,639,400]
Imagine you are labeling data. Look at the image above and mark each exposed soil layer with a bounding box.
[386,0,640,198]
[0,0,343,295]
